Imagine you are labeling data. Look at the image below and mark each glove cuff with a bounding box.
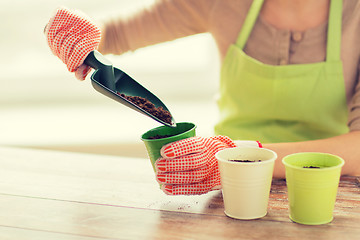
[234,140,262,148]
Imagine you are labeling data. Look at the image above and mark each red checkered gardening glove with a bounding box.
[155,136,262,195]
[44,7,101,80]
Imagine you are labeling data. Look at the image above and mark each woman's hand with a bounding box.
[155,136,261,195]
[44,7,101,80]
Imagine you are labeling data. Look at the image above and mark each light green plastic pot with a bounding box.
[141,122,196,172]
[282,152,344,225]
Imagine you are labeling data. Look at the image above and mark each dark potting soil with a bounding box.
[119,93,172,124]
[303,166,321,169]
[228,159,262,163]
[148,134,175,139]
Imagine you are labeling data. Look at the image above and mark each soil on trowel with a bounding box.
[118,93,172,124]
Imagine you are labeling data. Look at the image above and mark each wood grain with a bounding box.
[0,147,359,240]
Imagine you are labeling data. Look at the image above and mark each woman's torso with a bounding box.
[100,0,360,131]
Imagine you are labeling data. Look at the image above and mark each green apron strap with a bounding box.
[326,0,342,62]
[236,0,264,49]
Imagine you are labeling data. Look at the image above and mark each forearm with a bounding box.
[98,0,212,55]
[263,131,360,178]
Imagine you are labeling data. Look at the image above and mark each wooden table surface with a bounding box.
[0,146,359,240]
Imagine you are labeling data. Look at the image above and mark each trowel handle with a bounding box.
[84,51,116,90]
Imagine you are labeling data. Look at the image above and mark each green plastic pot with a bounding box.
[141,122,196,172]
[282,152,344,225]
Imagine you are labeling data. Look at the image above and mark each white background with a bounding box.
[0,0,220,153]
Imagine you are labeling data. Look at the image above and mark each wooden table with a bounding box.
[0,146,359,240]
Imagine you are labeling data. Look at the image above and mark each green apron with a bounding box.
[215,0,348,143]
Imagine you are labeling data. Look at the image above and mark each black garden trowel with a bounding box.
[84,50,176,127]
